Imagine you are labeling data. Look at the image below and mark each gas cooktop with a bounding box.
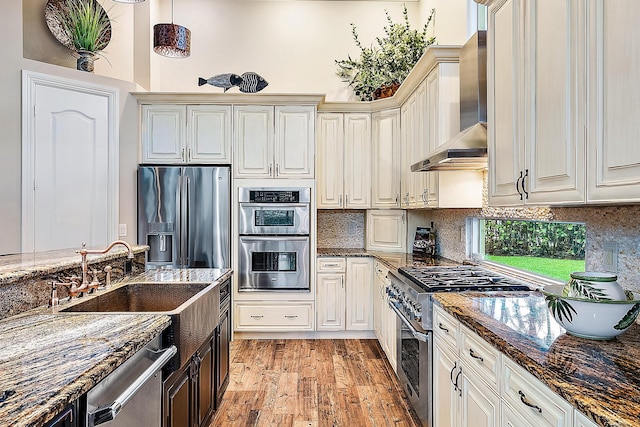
[397,265,531,292]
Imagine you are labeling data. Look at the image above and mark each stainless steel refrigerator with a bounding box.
[138,166,230,269]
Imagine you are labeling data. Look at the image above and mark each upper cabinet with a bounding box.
[586,0,640,203]
[487,0,585,206]
[142,105,232,164]
[371,109,401,208]
[486,0,640,206]
[234,105,315,179]
[317,113,371,209]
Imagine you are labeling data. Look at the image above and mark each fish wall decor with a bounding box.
[198,73,243,92]
[238,72,268,93]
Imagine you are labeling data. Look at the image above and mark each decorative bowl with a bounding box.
[562,271,626,301]
[542,285,640,340]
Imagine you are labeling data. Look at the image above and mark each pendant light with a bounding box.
[153,0,191,58]
[113,0,145,3]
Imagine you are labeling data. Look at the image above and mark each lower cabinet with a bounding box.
[44,403,77,427]
[164,333,216,427]
[316,257,373,331]
[216,302,231,406]
[235,302,314,331]
[433,305,596,427]
[373,260,397,370]
[366,210,407,253]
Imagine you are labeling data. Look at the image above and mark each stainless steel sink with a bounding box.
[61,281,221,370]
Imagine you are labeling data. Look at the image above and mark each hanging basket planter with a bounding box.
[75,50,97,72]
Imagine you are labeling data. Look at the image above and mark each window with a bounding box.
[468,218,586,283]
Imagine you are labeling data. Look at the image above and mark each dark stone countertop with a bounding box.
[0,268,231,427]
[434,291,640,427]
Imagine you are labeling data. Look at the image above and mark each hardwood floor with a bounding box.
[211,339,420,427]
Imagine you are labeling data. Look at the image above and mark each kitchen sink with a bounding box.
[61,280,221,370]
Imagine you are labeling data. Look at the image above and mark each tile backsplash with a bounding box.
[317,210,365,248]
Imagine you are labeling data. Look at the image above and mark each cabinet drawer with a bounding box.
[317,257,346,272]
[433,305,459,350]
[235,302,314,331]
[502,357,572,426]
[460,324,501,392]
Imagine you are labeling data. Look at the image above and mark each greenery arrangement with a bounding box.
[335,5,436,101]
[53,0,111,53]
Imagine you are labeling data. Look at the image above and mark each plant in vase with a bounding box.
[48,0,112,72]
[335,5,436,101]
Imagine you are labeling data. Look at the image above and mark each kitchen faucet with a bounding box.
[77,240,134,289]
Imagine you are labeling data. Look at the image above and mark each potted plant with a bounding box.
[47,0,112,72]
[335,5,436,101]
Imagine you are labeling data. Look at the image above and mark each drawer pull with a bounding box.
[438,323,449,333]
[250,315,264,320]
[518,390,542,413]
[469,348,484,362]
[284,315,299,319]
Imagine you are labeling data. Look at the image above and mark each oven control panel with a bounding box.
[249,190,299,203]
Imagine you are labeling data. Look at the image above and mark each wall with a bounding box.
[148,0,469,100]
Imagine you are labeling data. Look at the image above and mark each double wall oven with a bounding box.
[387,266,531,426]
[238,188,311,292]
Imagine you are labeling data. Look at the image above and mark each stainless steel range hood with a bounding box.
[412,31,487,172]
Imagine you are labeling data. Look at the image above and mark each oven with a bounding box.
[387,265,531,426]
[238,188,311,292]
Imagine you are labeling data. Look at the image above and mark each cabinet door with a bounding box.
[187,105,231,164]
[524,0,585,204]
[366,210,407,253]
[344,113,371,208]
[587,0,640,203]
[373,265,385,343]
[216,308,231,407]
[196,337,215,427]
[345,258,373,330]
[459,368,500,427]
[400,93,418,208]
[502,401,536,427]
[316,273,345,331]
[383,299,398,371]
[316,113,344,208]
[574,410,599,427]
[371,109,401,208]
[233,106,274,178]
[433,342,460,427]
[164,364,193,427]
[275,106,315,178]
[416,79,431,207]
[487,0,525,206]
[142,105,186,163]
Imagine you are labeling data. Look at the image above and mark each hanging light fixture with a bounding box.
[113,0,146,3]
[153,0,191,58]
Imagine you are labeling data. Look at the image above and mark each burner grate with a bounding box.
[398,266,530,292]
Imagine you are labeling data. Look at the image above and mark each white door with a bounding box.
[345,258,373,330]
[233,105,274,178]
[23,71,117,252]
[316,113,344,208]
[316,273,345,331]
[187,105,231,163]
[344,113,371,208]
[371,109,401,208]
[275,106,315,178]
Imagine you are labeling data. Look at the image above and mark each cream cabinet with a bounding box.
[233,105,315,179]
[316,257,372,331]
[487,0,585,206]
[316,113,371,209]
[141,105,231,164]
[234,302,314,331]
[373,261,397,371]
[586,0,640,203]
[366,210,406,253]
[400,90,421,208]
[371,109,401,208]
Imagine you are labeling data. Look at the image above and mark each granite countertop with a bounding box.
[0,245,149,285]
[317,247,458,270]
[434,291,640,427]
[0,267,231,427]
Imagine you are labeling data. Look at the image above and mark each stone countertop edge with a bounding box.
[317,248,458,270]
[433,292,640,427]
[0,245,150,286]
[0,268,231,427]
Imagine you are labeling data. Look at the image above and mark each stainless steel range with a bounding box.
[387,265,531,426]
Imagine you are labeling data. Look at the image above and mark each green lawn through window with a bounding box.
[484,255,585,282]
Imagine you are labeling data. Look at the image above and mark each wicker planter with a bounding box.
[373,83,400,100]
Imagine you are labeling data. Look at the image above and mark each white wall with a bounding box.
[149,0,469,101]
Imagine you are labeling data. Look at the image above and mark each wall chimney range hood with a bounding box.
[412,31,487,172]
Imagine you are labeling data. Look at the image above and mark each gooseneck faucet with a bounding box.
[77,240,134,289]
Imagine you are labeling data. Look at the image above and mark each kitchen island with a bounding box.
[0,268,231,427]
[434,291,640,427]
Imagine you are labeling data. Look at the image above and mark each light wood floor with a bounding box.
[211,339,420,427]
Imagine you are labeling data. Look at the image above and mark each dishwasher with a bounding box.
[84,335,176,427]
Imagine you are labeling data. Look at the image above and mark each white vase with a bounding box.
[563,271,627,301]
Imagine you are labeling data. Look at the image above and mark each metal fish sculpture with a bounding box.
[238,72,268,93]
[198,73,243,92]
